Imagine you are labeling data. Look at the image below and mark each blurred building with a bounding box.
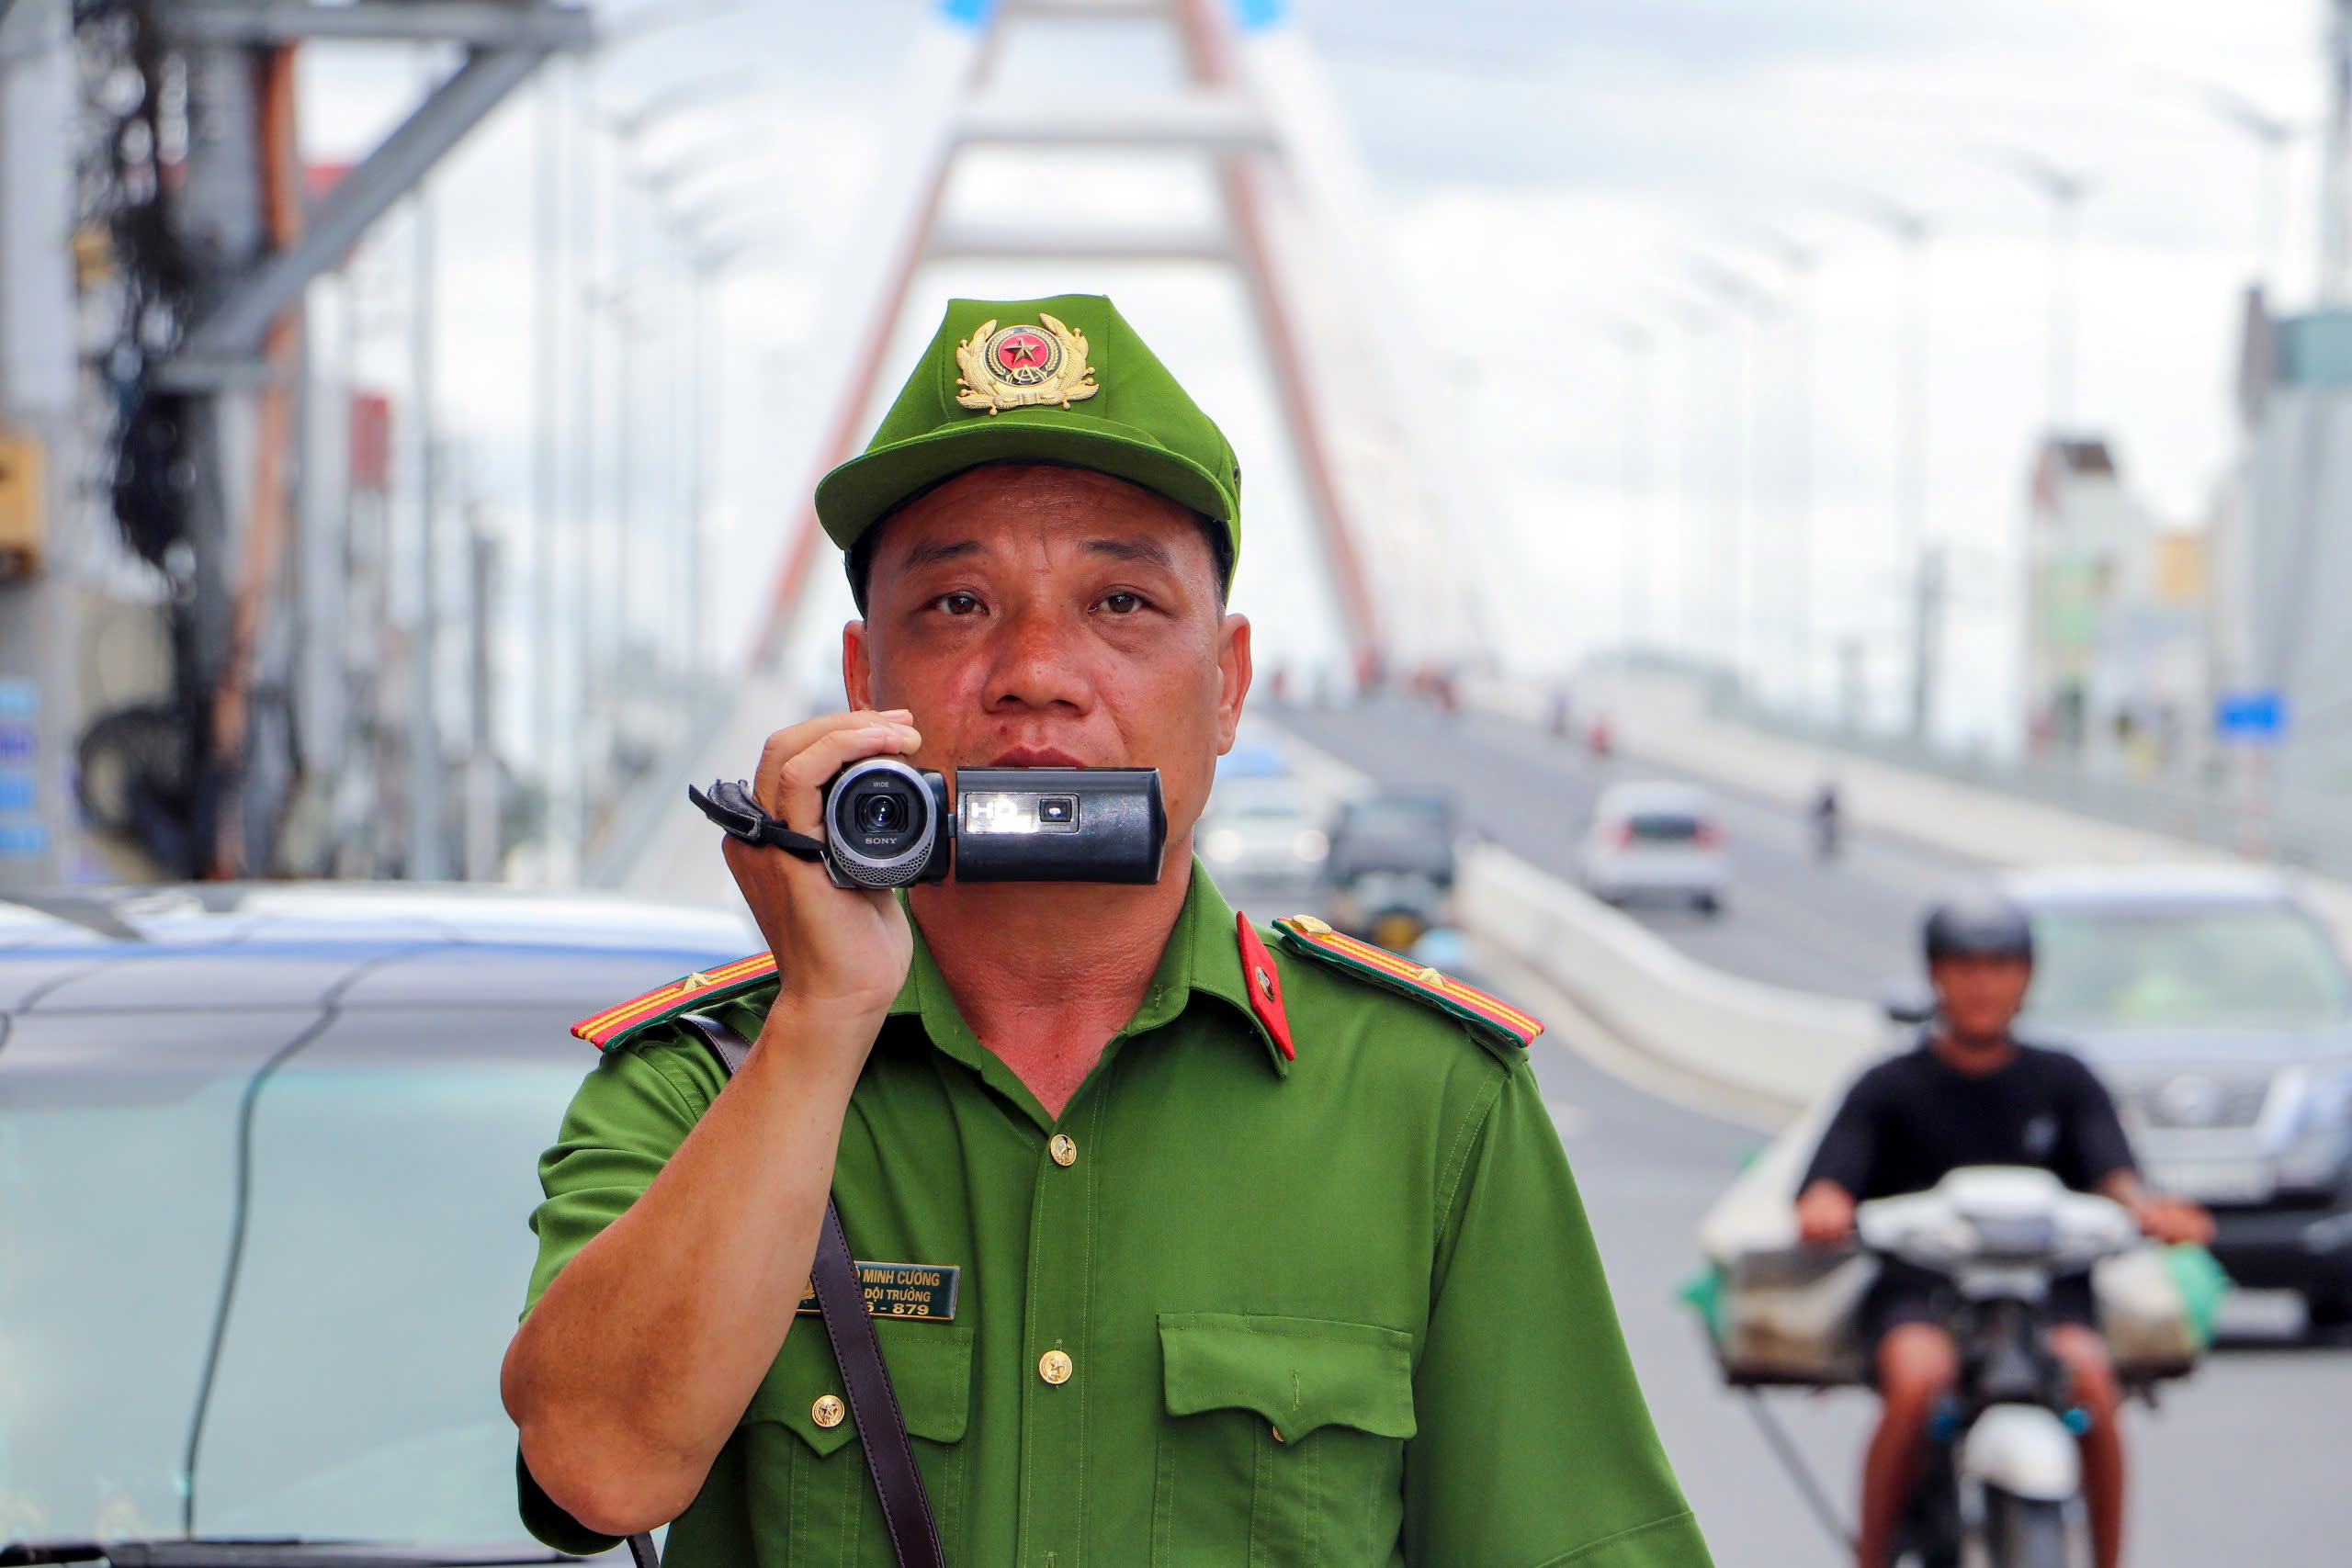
[2211,289,2352,784]
[2022,435,2211,773]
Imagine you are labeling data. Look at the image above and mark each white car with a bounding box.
[1199,773,1329,892]
[1577,780,1728,913]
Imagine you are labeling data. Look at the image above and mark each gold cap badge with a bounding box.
[956,314,1100,413]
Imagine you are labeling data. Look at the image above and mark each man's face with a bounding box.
[1929,954,2033,1042]
[843,463,1250,861]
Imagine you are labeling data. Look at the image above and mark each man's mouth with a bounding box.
[989,745,1090,768]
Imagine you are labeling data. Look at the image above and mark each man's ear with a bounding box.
[842,621,874,709]
[1215,613,1252,753]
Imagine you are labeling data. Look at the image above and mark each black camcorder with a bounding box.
[689,759,1166,890]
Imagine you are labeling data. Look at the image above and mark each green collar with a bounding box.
[887,860,1288,1094]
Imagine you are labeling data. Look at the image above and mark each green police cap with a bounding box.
[815,294,1241,583]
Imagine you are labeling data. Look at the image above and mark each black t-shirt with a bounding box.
[1802,1038,2138,1201]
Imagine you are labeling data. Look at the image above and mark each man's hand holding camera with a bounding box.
[728,708,922,1033]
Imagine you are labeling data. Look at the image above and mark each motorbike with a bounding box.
[1810,786,1842,862]
[1856,1168,2142,1568]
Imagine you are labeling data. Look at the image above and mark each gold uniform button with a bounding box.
[1048,1133,1078,1168]
[1293,914,1333,935]
[811,1393,845,1429]
[1038,1349,1073,1385]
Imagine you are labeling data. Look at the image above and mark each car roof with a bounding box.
[0,883,757,1014]
[1344,789,1450,811]
[1216,743,1290,780]
[1999,863,2304,909]
[1593,780,1713,814]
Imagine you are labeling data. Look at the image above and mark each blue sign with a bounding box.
[2216,690,2288,741]
[0,678,34,720]
[0,722,31,764]
[0,772,31,812]
[0,820,46,859]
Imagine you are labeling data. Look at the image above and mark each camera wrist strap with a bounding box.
[623,1012,944,1568]
[685,780,828,862]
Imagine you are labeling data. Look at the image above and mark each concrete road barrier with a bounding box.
[1459,843,1882,1111]
[1269,718,1880,1111]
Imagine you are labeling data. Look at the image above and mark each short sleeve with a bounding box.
[1800,1066,1885,1198]
[521,1031,729,1314]
[1403,1055,1714,1568]
[2061,1055,2137,1190]
[515,1032,729,1554]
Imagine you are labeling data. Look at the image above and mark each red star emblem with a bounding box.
[995,332,1050,373]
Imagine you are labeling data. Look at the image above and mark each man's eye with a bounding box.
[936,592,982,616]
[1099,592,1144,615]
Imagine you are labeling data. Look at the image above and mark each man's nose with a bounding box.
[983,604,1091,712]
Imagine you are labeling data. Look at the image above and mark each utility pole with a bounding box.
[531,74,565,883]
[464,522,501,880]
[0,0,80,889]
[2324,0,2352,303]
[406,178,446,880]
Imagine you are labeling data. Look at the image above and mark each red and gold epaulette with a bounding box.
[571,952,777,1051]
[1271,916,1542,1054]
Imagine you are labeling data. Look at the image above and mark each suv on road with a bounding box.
[2006,866,2352,1332]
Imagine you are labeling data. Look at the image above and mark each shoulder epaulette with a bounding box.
[1272,916,1542,1052]
[571,952,777,1051]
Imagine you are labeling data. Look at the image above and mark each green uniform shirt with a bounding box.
[519,868,1712,1568]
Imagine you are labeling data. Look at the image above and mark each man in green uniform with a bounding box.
[502,295,1714,1568]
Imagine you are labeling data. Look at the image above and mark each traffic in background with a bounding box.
[1238,677,2352,1568]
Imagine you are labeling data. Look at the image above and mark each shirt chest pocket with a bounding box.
[1153,1313,1418,1568]
[741,1319,975,1566]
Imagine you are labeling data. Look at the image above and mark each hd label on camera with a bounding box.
[796,1260,961,1322]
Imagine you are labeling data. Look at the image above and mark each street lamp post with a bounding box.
[1686,255,1781,688]
[1654,295,1720,664]
[1849,195,1936,739]
[2196,85,2298,293]
[534,1,745,883]
[1600,320,1655,653]
[1988,148,2096,434]
[1730,224,1818,710]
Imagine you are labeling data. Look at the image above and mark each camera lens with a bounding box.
[823,757,939,889]
[858,792,908,834]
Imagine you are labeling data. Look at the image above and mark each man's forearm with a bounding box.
[2098,1169,2148,1206]
[502,995,873,1534]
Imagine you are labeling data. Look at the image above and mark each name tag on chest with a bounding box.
[797,1261,961,1323]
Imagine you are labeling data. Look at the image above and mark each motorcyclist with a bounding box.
[1810,781,1841,862]
[1792,891,2212,1568]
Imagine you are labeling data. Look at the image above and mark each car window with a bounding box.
[1338,798,1449,837]
[188,1002,608,1541]
[1206,779,1312,819]
[2024,904,2352,1031]
[1625,812,1705,843]
[0,1008,325,1543]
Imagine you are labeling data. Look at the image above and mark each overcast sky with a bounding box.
[301,0,2336,754]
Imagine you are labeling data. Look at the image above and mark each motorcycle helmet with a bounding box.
[1921,888,2034,965]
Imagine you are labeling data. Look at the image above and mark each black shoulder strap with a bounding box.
[621,1011,943,1568]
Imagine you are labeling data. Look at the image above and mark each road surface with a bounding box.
[1272,694,2352,1568]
